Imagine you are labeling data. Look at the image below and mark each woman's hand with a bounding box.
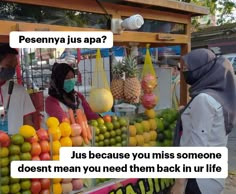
[170,179,186,194]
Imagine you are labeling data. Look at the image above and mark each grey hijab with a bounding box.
[182,48,236,135]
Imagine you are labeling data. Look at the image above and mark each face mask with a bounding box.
[0,67,15,81]
[63,78,76,93]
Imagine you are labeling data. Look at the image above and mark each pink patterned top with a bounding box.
[45,92,99,122]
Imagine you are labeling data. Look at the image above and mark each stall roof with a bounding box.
[98,0,209,16]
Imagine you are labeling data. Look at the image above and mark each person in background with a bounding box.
[159,57,180,109]
[0,44,35,134]
[171,48,236,194]
[45,62,99,122]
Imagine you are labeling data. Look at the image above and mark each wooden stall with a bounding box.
[0,0,208,105]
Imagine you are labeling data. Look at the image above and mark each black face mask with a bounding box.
[183,58,217,85]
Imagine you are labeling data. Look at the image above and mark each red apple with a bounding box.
[40,152,51,160]
[40,189,50,194]
[32,155,40,161]
[31,180,41,193]
[37,128,49,141]
[25,135,38,143]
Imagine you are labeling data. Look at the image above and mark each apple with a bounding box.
[31,180,41,193]
[72,179,83,190]
[40,178,50,190]
[71,124,82,136]
[25,135,38,143]
[0,131,10,147]
[37,128,49,141]
[62,178,72,183]
[32,155,40,161]
[40,152,51,160]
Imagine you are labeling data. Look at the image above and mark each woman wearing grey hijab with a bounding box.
[171,48,236,194]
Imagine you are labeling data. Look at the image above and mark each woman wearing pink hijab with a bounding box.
[171,48,236,194]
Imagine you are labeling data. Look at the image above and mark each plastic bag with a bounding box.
[91,49,110,90]
[141,45,156,78]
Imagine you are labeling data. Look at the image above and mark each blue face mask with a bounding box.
[0,67,15,80]
[63,78,76,93]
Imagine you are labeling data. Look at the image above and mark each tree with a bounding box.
[177,0,236,25]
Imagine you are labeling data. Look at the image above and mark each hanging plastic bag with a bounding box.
[91,49,110,90]
[141,44,156,78]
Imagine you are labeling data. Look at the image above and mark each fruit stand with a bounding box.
[0,0,209,194]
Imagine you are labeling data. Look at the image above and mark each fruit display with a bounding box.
[90,115,128,147]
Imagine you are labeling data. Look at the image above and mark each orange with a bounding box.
[53,178,62,184]
[53,183,62,194]
[53,155,60,160]
[31,142,42,156]
[48,127,61,141]
[0,147,9,157]
[60,137,72,147]
[46,117,59,128]
[52,141,61,155]
[59,122,72,137]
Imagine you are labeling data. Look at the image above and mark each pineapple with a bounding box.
[110,61,124,100]
[123,56,141,104]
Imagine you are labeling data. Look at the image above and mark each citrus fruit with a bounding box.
[48,127,61,141]
[145,109,156,119]
[46,117,59,128]
[0,176,10,185]
[53,178,62,184]
[149,119,157,130]
[0,147,9,157]
[110,130,116,137]
[104,139,110,146]
[104,132,110,139]
[103,115,111,123]
[40,140,50,153]
[98,124,107,134]
[52,140,61,155]
[115,129,122,136]
[136,135,145,146]
[9,155,20,162]
[94,127,100,135]
[149,141,156,146]
[10,183,21,193]
[90,120,98,127]
[0,131,10,147]
[19,125,36,138]
[128,137,137,146]
[141,120,151,132]
[112,121,120,129]
[21,180,31,190]
[109,138,116,146]
[60,137,72,147]
[156,118,164,131]
[97,118,104,125]
[11,134,24,145]
[1,166,9,176]
[21,142,32,153]
[143,132,151,143]
[21,190,32,194]
[0,185,9,194]
[149,131,158,141]
[31,142,42,156]
[105,122,113,131]
[59,122,72,137]
[118,117,127,127]
[115,136,122,143]
[10,178,20,184]
[98,141,104,146]
[20,153,32,160]
[129,125,136,137]
[134,123,144,135]
[9,144,20,155]
[53,155,60,160]
[111,115,118,121]
[98,134,104,141]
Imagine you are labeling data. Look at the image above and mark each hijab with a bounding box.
[49,62,79,110]
[182,48,236,135]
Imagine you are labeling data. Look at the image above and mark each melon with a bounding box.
[89,88,114,113]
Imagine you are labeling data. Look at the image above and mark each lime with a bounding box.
[115,136,122,143]
[90,120,98,127]
[1,166,9,176]
[98,134,104,141]
[95,127,100,135]
[97,118,105,125]
[121,126,128,133]
[118,117,127,127]
[104,132,110,139]
[105,122,114,131]
[0,157,9,167]
[109,138,116,145]
[21,142,32,153]
[122,133,127,140]
[115,129,122,136]
[112,121,120,129]
[111,115,118,121]
[110,130,116,137]
[95,143,98,147]
[122,140,127,146]
[116,143,122,147]
[0,147,9,157]
[95,136,99,142]
[104,139,110,146]
[98,124,107,134]
[0,185,9,194]
[9,144,21,155]
[10,178,20,184]
[0,176,10,185]
[98,141,104,147]
[9,155,20,162]
[11,134,24,145]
